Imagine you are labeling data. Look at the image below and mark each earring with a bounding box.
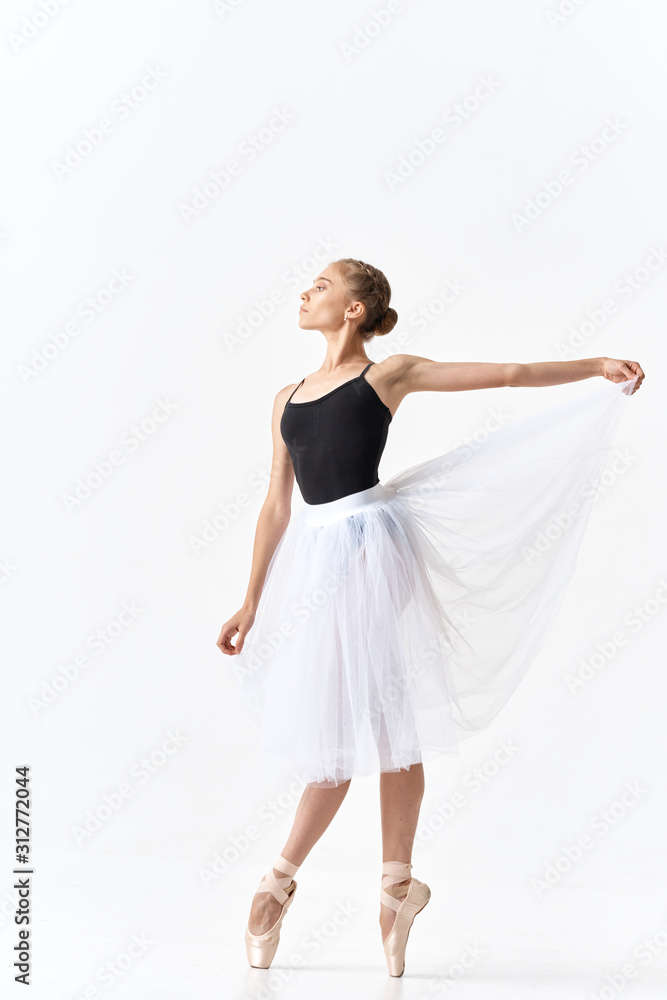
[343,314,348,321]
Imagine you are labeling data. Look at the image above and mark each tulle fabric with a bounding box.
[233,376,637,788]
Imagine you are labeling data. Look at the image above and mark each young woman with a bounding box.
[217,257,644,977]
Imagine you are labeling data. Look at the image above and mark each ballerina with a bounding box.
[217,257,644,976]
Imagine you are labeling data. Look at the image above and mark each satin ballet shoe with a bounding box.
[245,855,300,969]
[380,860,431,977]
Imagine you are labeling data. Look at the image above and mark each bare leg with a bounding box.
[379,762,425,942]
[248,778,352,934]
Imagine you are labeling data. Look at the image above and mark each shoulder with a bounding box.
[371,354,429,384]
[272,379,303,413]
[365,355,433,417]
[276,379,302,401]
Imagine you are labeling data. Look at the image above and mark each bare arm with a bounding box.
[386,354,644,396]
[242,394,294,611]
[217,385,296,655]
[507,356,645,387]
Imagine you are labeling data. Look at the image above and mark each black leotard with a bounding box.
[280,361,392,504]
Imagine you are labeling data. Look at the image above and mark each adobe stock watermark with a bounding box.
[418,610,476,661]
[190,463,271,554]
[1,558,17,584]
[448,403,513,454]
[232,560,350,680]
[358,643,433,733]
[245,899,359,994]
[293,898,359,961]
[365,277,469,363]
[179,107,295,223]
[340,0,406,63]
[52,66,168,180]
[521,447,637,566]
[222,234,340,352]
[425,941,487,996]
[71,730,189,846]
[8,0,75,53]
[399,402,515,511]
[554,245,667,359]
[64,933,152,1000]
[408,278,468,333]
[212,0,248,17]
[27,600,144,716]
[61,396,179,512]
[589,915,667,1000]
[385,74,501,191]
[198,773,309,888]
[511,116,629,234]
[565,577,667,694]
[545,0,593,29]
[341,614,474,738]
[531,780,648,896]
[18,268,134,384]
[416,739,520,846]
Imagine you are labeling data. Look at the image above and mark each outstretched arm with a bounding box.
[393,354,644,394]
[509,356,644,391]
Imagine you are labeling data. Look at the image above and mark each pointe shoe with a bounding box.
[380,860,431,977]
[245,855,300,969]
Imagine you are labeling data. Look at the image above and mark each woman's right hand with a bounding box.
[216,607,256,655]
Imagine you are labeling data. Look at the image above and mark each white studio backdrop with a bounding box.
[1,1,666,997]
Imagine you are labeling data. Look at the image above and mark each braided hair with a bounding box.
[333,258,398,340]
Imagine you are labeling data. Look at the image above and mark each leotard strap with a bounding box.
[286,377,305,403]
[287,362,373,404]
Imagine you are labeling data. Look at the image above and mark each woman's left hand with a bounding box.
[601,357,645,394]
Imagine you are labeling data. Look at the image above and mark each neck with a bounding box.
[319,333,369,374]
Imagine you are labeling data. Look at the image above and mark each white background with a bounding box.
[2,0,665,996]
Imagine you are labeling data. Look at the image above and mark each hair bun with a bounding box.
[375,306,398,337]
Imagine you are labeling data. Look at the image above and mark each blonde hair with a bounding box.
[333,258,398,340]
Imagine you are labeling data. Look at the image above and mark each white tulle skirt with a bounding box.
[233,376,637,789]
